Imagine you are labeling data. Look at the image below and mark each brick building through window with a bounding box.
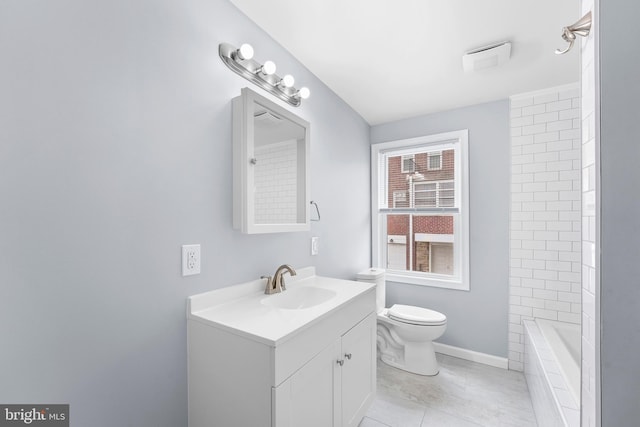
[385,149,455,274]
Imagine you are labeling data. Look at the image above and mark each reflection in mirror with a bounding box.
[253,103,306,225]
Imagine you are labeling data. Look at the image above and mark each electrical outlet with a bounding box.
[311,236,319,255]
[182,244,201,276]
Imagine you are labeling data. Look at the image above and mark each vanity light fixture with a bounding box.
[278,74,295,88]
[233,43,254,61]
[219,42,310,107]
[296,87,311,100]
[255,60,276,76]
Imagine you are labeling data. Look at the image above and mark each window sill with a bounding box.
[384,271,470,291]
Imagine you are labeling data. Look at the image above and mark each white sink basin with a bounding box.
[262,286,337,310]
[188,267,376,345]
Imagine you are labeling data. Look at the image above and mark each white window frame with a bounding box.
[371,130,470,291]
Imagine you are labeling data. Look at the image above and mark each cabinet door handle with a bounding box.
[344,353,352,360]
[336,359,344,366]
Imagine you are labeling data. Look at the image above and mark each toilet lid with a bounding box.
[387,304,447,326]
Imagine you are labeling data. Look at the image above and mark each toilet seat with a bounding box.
[387,304,447,326]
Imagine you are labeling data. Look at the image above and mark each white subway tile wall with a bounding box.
[580,0,598,425]
[509,84,581,372]
[254,140,299,224]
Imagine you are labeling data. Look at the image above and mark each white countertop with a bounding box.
[187,267,375,346]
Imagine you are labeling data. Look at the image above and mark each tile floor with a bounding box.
[360,354,538,427]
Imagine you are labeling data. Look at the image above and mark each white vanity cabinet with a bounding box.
[273,312,376,427]
[187,270,376,427]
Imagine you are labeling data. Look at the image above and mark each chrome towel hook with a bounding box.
[556,11,592,54]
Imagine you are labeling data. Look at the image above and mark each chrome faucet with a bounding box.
[262,264,297,294]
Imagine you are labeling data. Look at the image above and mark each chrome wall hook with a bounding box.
[555,11,592,55]
[310,200,321,221]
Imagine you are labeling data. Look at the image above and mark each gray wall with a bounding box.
[371,100,510,357]
[599,1,640,424]
[0,1,370,426]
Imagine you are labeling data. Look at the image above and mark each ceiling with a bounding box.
[229,0,581,125]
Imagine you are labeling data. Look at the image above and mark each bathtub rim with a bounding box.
[535,318,581,405]
[523,319,581,427]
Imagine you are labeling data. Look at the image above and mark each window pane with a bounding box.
[439,196,454,207]
[385,149,456,210]
[413,215,454,276]
[439,181,454,190]
[414,183,436,191]
[386,215,409,270]
[393,191,409,208]
[415,190,436,207]
[384,214,454,276]
[428,152,442,170]
[431,243,454,275]
[401,155,415,173]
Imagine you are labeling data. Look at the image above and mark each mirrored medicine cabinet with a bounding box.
[233,87,310,234]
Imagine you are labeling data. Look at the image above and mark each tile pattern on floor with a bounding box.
[361,353,538,427]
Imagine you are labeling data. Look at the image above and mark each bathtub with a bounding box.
[523,319,580,427]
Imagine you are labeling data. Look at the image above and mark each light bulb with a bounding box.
[256,60,276,75]
[236,43,254,60]
[279,74,295,88]
[297,87,311,99]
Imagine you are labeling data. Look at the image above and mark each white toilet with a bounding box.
[357,268,447,376]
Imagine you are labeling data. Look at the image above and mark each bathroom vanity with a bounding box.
[187,267,376,427]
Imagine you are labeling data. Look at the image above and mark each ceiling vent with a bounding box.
[462,41,511,72]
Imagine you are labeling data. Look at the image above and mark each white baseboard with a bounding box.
[433,342,509,370]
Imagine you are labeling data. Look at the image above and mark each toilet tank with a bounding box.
[356,268,386,313]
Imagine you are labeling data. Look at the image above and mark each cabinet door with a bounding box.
[340,313,377,427]
[233,87,311,234]
[273,339,341,427]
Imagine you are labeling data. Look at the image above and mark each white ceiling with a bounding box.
[230,0,580,125]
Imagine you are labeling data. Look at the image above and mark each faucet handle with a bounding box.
[261,275,275,294]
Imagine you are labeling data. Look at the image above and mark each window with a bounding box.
[428,151,442,170]
[414,181,454,207]
[401,155,415,173]
[392,191,408,208]
[371,130,469,290]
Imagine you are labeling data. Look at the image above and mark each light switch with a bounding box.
[311,237,319,255]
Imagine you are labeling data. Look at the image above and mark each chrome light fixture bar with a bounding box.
[219,42,310,107]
